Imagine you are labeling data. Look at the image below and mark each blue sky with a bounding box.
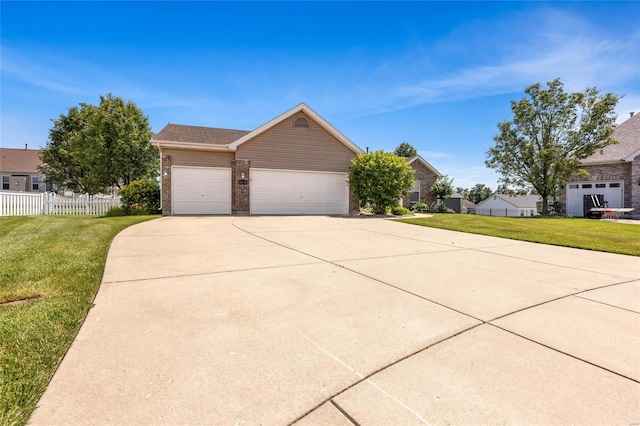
[2,1,639,189]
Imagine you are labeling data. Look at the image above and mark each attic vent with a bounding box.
[294,117,309,128]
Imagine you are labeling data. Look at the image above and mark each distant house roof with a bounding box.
[478,194,541,209]
[405,155,441,177]
[463,199,477,209]
[0,148,42,173]
[582,113,640,164]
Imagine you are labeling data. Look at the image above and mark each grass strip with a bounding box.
[0,215,157,426]
[396,215,640,257]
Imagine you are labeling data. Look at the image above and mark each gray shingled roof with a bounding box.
[492,194,541,208]
[583,113,640,164]
[153,124,250,145]
[0,148,42,173]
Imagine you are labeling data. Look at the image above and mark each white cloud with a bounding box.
[343,7,640,118]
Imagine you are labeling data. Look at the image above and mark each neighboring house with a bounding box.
[400,155,441,208]
[444,193,476,213]
[463,199,477,213]
[561,112,640,219]
[476,194,541,217]
[444,193,464,213]
[153,103,365,215]
[0,148,46,192]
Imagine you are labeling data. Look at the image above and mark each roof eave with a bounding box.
[406,155,442,177]
[152,140,234,152]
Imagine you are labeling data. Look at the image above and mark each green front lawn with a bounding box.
[0,215,157,426]
[396,214,640,257]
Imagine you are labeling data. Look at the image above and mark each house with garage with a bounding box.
[399,155,441,208]
[0,147,46,192]
[476,194,541,217]
[153,103,365,215]
[561,112,639,219]
[444,192,476,213]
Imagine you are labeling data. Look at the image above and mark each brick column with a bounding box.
[632,156,640,219]
[161,155,172,215]
[232,160,250,215]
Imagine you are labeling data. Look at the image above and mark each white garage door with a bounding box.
[172,166,231,215]
[566,181,623,217]
[251,169,348,215]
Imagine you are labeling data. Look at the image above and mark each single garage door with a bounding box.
[172,166,231,215]
[566,181,623,217]
[251,169,349,215]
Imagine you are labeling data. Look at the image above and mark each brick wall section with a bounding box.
[349,189,359,215]
[161,155,172,215]
[560,162,634,216]
[401,161,439,207]
[632,157,640,219]
[232,159,250,215]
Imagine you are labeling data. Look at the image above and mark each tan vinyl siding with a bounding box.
[236,112,356,172]
[163,148,234,168]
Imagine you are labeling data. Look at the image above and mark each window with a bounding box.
[410,180,420,203]
[568,184,579,189]
[294,117,309,128]
[32,176,39,191]
[2,176,9,190]
[582,184,592,188]
[595,183,606,188]
[609,183,620,188]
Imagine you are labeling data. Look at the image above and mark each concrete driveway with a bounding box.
[30,216,640,425]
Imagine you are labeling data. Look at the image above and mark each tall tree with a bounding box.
[349,150,415,214]
[455,186,470,200]
[468,183,493,204]
[486,78,619,214]
[430,175,454,204]
[394,142,418,157]
[40,94,158,195]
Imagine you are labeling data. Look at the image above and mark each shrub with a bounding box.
[349,150,415,215]
[119,179,160,214]
[391,206,413,216]
[104,207,126,217]
[411,202,428,212]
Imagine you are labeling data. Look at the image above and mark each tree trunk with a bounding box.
[541,196,549,215]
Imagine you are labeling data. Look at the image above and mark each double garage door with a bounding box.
[250,169,348,215]
[566,181,623,217]
[171,167,348,215]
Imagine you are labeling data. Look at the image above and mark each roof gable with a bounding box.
[583,113,640,164]
[229,103,363,154]
[405,155,441,177]
[0,148,43,173]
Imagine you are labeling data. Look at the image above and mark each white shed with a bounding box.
[476,194,540,217]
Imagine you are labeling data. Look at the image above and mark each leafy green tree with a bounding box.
[394,142,418,157]
[468,183,493,204]
[430,175,454,205]
[455,186,470,200]
[349,150,415,214]
[486,78,619,214]
[40,94,158,195]
[495,184,529,196]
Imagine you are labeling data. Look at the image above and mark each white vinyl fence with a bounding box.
[0,192,121,216]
